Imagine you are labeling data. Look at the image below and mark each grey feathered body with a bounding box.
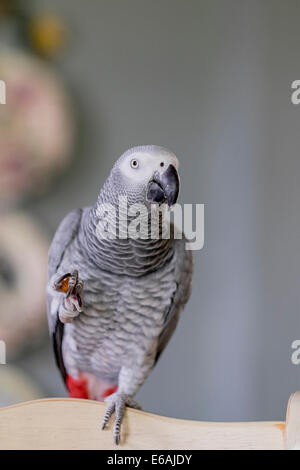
[47,146,193,398]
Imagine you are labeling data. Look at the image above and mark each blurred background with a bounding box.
[0,0,300,422]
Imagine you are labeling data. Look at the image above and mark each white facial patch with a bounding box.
[118,149,179,185]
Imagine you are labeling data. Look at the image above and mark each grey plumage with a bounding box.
[47,145,193,443]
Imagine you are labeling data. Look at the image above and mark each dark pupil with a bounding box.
[133,160,137,166]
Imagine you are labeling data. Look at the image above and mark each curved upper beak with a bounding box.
[147,164,180,207]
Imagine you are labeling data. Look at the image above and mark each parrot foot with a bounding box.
[101,392,143,445]
[53,270,84,322]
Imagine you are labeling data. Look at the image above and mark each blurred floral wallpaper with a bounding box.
[0,0,74,405]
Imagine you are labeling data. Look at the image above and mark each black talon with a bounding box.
[77,295,82,308]
[66,270,79,297]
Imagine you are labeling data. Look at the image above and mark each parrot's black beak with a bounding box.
[147,164,180,207]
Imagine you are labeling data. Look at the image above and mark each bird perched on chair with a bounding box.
[47,145,193,444]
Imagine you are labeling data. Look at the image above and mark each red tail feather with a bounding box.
[66,374,117,401]
[66,375,88,399]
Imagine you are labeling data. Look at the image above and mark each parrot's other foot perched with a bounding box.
[52,270,84,323]
[102,393,143,445]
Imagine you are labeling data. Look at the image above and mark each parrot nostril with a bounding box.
[160,162,164,167]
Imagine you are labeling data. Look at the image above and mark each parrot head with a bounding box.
[107,145,180,207]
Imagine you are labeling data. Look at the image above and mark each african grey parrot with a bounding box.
[47,145,193,444]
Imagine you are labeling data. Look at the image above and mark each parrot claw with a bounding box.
[101,393,142,445]
[53,270,84,314]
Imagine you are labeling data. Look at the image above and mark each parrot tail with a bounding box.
[66,374,117,401]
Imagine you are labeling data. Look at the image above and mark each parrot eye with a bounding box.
[130,159,139,169]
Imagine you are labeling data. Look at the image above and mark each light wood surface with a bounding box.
[285,392,300,450]
[0,397,288,450]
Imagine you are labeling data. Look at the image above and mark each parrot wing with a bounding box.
[48,208,83,283]
[47,208,83,381]
[154,237,193,364]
